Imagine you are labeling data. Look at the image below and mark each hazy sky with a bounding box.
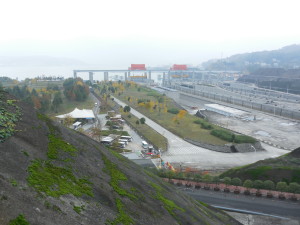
[1,0,300,67]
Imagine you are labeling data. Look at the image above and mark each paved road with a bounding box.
[112,97,287,170]
[180,188,300,220]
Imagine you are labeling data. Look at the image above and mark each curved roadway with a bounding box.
[113,97,287,170]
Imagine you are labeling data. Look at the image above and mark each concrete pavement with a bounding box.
[112,97,287,170]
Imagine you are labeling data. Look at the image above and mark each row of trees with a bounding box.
[5,84,63,113]
[155,169,300,193]
[63,78,89,101]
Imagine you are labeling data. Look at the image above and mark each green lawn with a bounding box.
[117,86,228,146]
[47,94,95,118]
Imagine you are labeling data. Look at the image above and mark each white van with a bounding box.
[142,141,148,149]
[120,136,132,142]
[119,139,128,145]
[118,142,126,148]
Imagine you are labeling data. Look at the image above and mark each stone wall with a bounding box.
[184,138,264,153]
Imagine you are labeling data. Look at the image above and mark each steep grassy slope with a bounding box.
[0,90,240,225]
[221,148,300,183]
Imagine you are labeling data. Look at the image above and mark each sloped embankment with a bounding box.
[221,147,300,183]
[0,91,240,225]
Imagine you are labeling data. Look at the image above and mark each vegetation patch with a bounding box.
[101,130,129,136]
[107,198,134,225]
[73,205,85,214]
[149,182,185,217]
[211,129,256,143]
[27,160,93,197]
[244,166,274,180]
[9,214,30,225]
[0,92,22,142]
[37,112,78,160]
[102,154,137,200]
[48,133,77,159]
[194,119,213,130]
[167,108,179,114]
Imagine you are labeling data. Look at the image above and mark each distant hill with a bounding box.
[220,147,300,183]
[0,55,87,67]
[0,90,239,225]
[202,44,300,71]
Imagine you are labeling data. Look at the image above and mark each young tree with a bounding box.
[287,182,300,194]
[140,117,146,124]
[123,105,131,113]
[223,177,231,187]
[243,179,253,189]
[276,182,288,192]
[231,177,242,186]
[90,126,102,142]
[263,180,275,190]
[253,180,264,189]
[64,115,74,127]
[52,91,63,112]
[135,120,140,125]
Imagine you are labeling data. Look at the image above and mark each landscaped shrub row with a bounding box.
[211,129,234,142]
[152,169,300,194]
[167,108,179,114]
[193,119,213,130]
[210,129,256,143]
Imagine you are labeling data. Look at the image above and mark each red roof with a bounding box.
[171,64,187,70]
[129,64,146,70]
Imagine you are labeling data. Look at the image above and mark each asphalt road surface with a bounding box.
[181,188,300,220]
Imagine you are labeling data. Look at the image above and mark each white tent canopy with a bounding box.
[56,108,95,119]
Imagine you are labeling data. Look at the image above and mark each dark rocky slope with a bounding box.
[0,91,240,225]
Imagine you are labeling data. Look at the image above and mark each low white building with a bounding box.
[204,104,246,117]
[56,108,95,120]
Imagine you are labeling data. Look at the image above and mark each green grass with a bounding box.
[29,113,94,198]
[27,160,93,197]
[114,85,228,145]
[9,214,30,225]
[102,154,137,200]
[149,182,185,217]
[101,130,130,136]
[47,94,95,118]
[73,205,85,214]
[107,198,134,225]
[245,166,277,180]
[47,133,77,159]
[10,179,18,187]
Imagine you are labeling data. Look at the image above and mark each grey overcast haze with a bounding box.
[1,0,300,77]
